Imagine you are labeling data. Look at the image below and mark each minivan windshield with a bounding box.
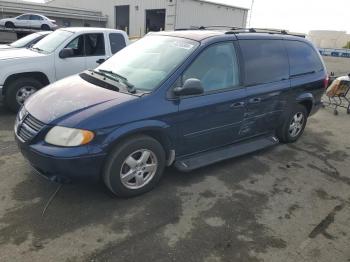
[32,30,73,53]
[97,35,199,91]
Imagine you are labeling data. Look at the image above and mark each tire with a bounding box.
[4,78,43,112]
[41,24,50,31]
[5,22,15,29]
[103,135,166,198]
[276,104,308,143]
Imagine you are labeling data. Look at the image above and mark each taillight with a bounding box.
[324,75,329,88]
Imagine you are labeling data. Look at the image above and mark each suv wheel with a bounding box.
[277,104,308,143]
[5,22,15,28]
[5,78,43,112]
[41,24,50,31]
[103,135,166,198]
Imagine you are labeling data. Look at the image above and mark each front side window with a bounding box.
[32,29,74,53]
[240,40,289,86]
[285,40,324,77]
[65,35,84,57]
[17,15,30,20]
[183,42,239,92]
[109,33,126,54]
[98,36,199,91]
[85,34,105,56]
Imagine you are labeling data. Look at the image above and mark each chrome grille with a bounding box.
[16,111,45,142]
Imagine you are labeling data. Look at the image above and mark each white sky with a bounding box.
[25,0,350,34]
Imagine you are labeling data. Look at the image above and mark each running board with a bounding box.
[174,136,279,172]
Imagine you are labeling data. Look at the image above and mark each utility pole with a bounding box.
[248,0,255,28]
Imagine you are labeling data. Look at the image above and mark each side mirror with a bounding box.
[59,48,74,59]
[173,78,204,96]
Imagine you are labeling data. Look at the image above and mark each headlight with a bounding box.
[45,126,94,147]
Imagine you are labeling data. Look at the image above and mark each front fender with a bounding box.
[89,120,174,154]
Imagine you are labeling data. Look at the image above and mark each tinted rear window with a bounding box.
[240,40,289,86]
[109,33,126,54]
[285,40,323,76]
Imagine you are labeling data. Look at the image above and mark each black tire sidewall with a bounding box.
[5,22,14,28]
[104,136,166,198]
[41,24,50,31]
[278,104,308,143]
[5,78,42,112]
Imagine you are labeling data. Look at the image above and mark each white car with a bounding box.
[0,31,51,50]
[0,13,58,31]
[0,27,129,111]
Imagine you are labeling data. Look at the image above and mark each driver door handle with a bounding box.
[96,58,106,64]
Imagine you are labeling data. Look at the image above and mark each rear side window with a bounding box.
[240,40,289,86]
[285,41,323,77]
[109,33,126,54]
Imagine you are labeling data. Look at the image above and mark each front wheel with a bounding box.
[276,104,308,143]
[103,135,166,198]
[5,22,15,28]
[4,78,42,112]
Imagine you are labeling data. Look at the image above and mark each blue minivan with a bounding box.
[15,28,328,197]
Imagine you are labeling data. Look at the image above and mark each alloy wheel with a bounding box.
[120,149,158,190]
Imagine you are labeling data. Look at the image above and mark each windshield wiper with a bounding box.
[95,69,136,94]
[30,47,44,53]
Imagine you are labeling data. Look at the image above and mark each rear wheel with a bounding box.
[41,24,50,31]
[103,135,166,198]
[5,78,43,112]
[5,22,15,29]
[277,104,308,143]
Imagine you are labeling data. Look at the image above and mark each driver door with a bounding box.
[16,14,31,28]
[175,42,247,156]
[55,34,86,80]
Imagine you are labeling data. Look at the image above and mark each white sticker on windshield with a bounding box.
[171,41,194,50]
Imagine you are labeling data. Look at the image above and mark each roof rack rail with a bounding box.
[174,26,306,38]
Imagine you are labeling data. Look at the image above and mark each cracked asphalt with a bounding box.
[0,97,350,261]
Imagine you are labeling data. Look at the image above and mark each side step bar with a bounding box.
[174,136,279,172]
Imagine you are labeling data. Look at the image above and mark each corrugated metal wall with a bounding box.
[47,0,248,37]
[175,0,247,29]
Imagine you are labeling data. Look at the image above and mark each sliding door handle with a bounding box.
[249,97,262,104]
[230,102,245,108]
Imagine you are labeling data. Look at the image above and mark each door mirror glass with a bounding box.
[174,78,204,96]
[59,48,74,59]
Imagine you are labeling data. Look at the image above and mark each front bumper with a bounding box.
[16,136,107,183]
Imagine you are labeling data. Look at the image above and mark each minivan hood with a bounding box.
[25,75,138,124]
[0,48,44,60]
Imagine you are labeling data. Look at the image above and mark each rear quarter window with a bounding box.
[239,40,289,86]
[109,33,126,54]
[285,40,324,76]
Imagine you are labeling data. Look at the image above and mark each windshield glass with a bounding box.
[98,35,199,91]
[10,33,41,48]
[32,30,73,53]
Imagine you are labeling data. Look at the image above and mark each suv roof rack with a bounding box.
[175,26,305,38]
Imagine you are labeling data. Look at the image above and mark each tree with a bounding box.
[343,41,350,49]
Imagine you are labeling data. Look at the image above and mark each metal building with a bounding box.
[45,0,248,37]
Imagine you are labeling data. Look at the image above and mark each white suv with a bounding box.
[0,13,58,31]
[0,27,129,111]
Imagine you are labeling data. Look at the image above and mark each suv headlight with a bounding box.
[45,126,94,147]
